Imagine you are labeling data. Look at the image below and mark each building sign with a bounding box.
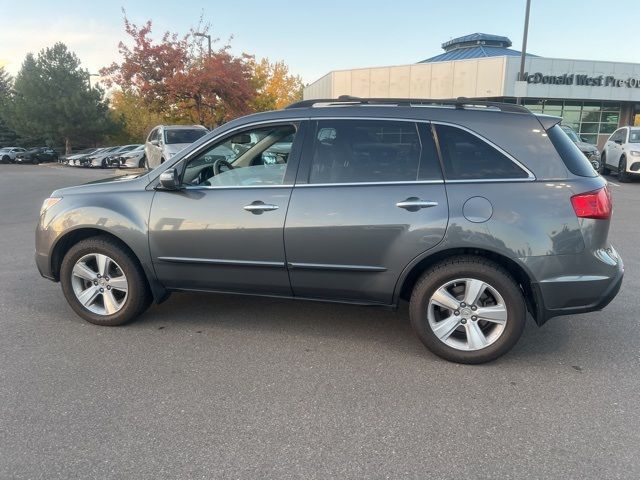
[522,72,640,88]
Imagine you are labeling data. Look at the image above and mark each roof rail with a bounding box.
[285,95,530,114]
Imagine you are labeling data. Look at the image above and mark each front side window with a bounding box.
[165,128,207,145]
[435,124,529,180]
[629,130,640,143]
[610,130,624,143]
[183,124,296,187]
[309,120,422,184]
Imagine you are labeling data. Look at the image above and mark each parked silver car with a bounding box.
[144,125,208,168]
[116,145,146,169]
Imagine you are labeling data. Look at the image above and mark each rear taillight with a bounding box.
[570,186,612,220]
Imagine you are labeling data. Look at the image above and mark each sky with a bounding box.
[0,0,638,84]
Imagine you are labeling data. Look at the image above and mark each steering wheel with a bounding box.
[213,159,234,176]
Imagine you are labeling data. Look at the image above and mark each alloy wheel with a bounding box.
[427,278,507,351]
[70,253,128,315]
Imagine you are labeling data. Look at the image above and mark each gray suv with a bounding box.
[35,97,623,364]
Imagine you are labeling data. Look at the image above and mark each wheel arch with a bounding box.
[50,227,168,303]
[394,247,542,325]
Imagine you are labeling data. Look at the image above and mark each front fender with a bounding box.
[36,190,167,301]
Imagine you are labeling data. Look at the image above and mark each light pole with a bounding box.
[87,73,100,89]
[516,0,532,105]
[194,32,212,57]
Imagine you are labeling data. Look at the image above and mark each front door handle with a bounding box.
[396,197,439,211]
[244,201,279,214]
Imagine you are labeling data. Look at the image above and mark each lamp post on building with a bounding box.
[516,0,532,105]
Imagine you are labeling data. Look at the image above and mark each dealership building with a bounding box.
[304,33,640,148]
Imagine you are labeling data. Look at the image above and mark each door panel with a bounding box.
[284,119,447,304]
[149,120,306,295]
[149,188,292,294]
[284,183,448,303]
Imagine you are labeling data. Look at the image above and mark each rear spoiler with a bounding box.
[535,114,562,131]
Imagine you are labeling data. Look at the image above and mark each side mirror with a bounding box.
[158,168,181,190]
[150,139,160,147]
[614,139,623,145]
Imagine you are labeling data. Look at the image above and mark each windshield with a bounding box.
[630,130,640,143]
[561,126,580,143]
[164,129,207,145]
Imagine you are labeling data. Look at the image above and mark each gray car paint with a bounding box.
[35,105,623,325]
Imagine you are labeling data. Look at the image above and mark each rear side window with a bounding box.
[309,120,422,183]
[547,125,597,177]
[434,125,529,180]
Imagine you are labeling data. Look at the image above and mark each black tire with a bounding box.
[1,155,9,164]
[599,153,609,175]
[618,156,630,183]
[60,237,152,326]
[409,256,526,364]
[160,157,165,164]
[101,159,107,169]
[138,156,147,169]
[32,158,39,165]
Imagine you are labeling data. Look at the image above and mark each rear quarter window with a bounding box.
[547,125,597,177]
[434,124,530,180]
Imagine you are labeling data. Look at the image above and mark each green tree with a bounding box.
[0,66,21,147]
[6,43,115,153]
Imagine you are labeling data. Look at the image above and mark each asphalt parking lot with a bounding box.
[1,163,639,479]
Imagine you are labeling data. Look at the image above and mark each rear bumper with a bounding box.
[531,247,624,325]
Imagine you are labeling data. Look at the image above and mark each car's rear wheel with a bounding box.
[409,256,526,364]
[60,237,151,326]
[618,156,630,183]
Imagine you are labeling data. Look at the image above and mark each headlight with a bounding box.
[41,196,62,214]
[630,151,640,157]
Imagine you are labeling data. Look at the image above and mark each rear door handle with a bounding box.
[244,201,279,213]
[396,198,439,211]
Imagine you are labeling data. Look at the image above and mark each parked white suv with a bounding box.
[144,125,208,169]
[600,126,640,182]
[0,147,26,163]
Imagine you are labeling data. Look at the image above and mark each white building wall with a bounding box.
[304,56,640,103]
[304,57,507,100]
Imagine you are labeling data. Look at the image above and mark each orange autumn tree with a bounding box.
[100,15,256,129]
[250,58,304,111]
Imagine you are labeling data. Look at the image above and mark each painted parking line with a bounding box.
[607,181,621,187]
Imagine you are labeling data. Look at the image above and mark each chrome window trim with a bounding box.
[296,180,444,188]
[183,184,294,191]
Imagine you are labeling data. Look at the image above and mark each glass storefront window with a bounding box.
[601,111,619,123]
[527,99,621,143]
[581,110,601,122]
[599,123,618,134]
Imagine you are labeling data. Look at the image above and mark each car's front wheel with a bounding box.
[60,237,151,326]
[409,256,526,364]
[618,156,630,183]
